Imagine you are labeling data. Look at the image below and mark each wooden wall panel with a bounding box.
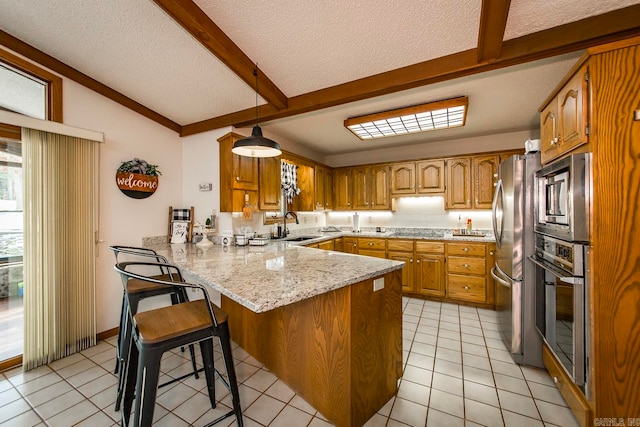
[590,40,640,418]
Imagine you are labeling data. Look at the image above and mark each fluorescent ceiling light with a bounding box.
[344,96,468,140]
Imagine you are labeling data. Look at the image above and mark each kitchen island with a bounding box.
[144,241,404,427]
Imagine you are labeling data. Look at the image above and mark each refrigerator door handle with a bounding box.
[492,178,504,248]
[491,266,511,288]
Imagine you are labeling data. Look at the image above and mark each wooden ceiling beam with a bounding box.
[152,0,288,111]
[477,0,511,62]
[0,29,181,133]
[182,4,640,136]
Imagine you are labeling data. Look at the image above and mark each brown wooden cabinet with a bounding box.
[445,242,488,303]
[540,65,589,164]
[357,237,387,258]
[390,162,416,195]
[314,165,334,210]
[352,165,390,210]
[390,160,445,196]
[259,156,282,211]
[334,168,353,210]
[342,236,358,254]
[472,155,499,209]
[445,157,472,209]
[218,132,259,212]
[334,237,343,252]
[288,162,314,212]
[417,160,445,194]
[415,242,445,297]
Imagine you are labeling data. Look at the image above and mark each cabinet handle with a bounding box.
[368,242,374,246]
[493,173,498,178]
[463,263,470,268]
[235,176,240,181]
[489,251,494,256]
[347,202,351,206]
[417,260,420,263]
[550,113,559,146]
[462,247,469,252]
[409,259,413,263]
[463,285,470,290]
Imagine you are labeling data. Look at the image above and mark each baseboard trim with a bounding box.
[96,326,119,342]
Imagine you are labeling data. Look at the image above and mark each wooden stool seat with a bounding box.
[127,273,177,294]
[135,300,228,344]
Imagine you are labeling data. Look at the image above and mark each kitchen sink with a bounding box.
[284,236,321,242]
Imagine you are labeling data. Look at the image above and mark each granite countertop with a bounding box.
[282,228,496,245]
[144,241,404,313]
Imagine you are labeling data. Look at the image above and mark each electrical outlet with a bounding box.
[373,278,384,291]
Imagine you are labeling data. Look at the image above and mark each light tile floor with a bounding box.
[0,297,580,426]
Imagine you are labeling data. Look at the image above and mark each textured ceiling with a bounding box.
[264,52,582,155]
[0,0,260,125]
[505,0,640,40]
[195,0,482,96]
[1,0,639,156]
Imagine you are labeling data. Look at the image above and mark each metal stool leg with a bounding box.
[133,345,162,427]
[199,338,217,409]
[115,294,140,411]
[218,324,243,427]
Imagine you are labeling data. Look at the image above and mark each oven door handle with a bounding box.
[528,255,584,285]
[491,266,511,288]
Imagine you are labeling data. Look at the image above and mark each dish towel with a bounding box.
[281,161,301,204]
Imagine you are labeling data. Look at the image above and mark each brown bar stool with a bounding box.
[115,261,243,427]
[109,246,200,411]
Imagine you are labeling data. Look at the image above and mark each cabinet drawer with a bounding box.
[358,238,386,250]
[387,239,414,252]
[446,242,486,257]
[447,274,486,302]
[415,241,445,254]
[358,248,386,259]
[447,256,486,275]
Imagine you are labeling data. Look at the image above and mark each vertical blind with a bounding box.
[22,128,97,370]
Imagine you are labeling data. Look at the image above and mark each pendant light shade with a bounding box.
[232,125,281,157]
[232,65,282,158]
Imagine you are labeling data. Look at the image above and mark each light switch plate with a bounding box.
[199,183,212,191]
[373,278,384,291]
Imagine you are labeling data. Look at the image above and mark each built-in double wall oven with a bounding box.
[530,153,591,393]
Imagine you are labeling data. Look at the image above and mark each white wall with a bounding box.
[29,77,177,333]
[325,129,537,167]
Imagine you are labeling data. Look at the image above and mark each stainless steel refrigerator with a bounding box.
[491,152,543,367]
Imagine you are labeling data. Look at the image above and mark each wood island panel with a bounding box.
[222,270,402,427]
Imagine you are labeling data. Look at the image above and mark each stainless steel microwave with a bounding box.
[535,153,591,243]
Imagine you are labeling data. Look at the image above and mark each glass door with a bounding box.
[0,145,23,362]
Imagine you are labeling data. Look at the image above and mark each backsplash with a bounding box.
[213,195,492,238]
[327,196,493,231]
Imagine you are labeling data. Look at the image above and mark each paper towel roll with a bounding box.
[353,212,360,232]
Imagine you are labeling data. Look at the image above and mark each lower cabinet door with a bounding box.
[388,251,414,293]
[416,254,445,297]
[447,274,486,303]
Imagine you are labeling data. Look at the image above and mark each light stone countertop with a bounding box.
[144,241,404,313]
[280,228,496,245]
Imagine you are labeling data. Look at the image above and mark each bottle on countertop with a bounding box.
[467,218,472,232]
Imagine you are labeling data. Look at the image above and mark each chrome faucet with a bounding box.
[283,211,299,237]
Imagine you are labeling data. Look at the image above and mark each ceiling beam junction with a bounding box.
[477,0,511,62]
[152,0,288,111]
[181,4,640,136]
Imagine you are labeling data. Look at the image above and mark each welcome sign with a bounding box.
[116,158,161,199]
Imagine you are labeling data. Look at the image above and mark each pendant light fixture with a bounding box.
[232,65,282,158]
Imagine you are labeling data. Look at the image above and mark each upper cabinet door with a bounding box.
[540,100,560,164]
[334,168,353,210]
[370,165,390,210]
[233,154,259,190]
[390,162,416,195]
[416,160,445,194]
[446,157,472,209]
[325,168,333,210]
[352,166,370,210]
[314,165,326,210]
[258,156,281,211]
[558,65,589,155]
[472,155,499,209]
